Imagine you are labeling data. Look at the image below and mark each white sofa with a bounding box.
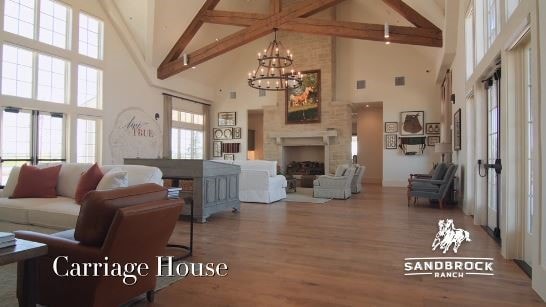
[218,160,287,203]
[0,163,163,230]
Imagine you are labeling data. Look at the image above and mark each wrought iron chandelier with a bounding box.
[247,29,303,91]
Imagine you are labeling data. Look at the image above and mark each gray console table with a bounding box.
[125,159,241,222]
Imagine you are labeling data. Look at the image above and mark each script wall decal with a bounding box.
[109,107,161,163]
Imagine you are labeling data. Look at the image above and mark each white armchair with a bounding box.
[313,165,356,199]
[351,165,366,194]
[232,160,287,203]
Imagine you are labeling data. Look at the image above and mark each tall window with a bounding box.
[1,108,66,184]
[351,135,358,157]
[171,110,204,159]
[474,0,485,63]
[505,0,519,19]
[465,6,474,79]
[77,65,102,109]
[3,0,35,39]
[38,0,70,49]
[79,12,103,59]
[1,0,105,166]
[76,118,98,163]
[1,44,33,98]
[486,0,499,47]
[37,53,67,103]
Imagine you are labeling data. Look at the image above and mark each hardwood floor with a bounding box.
[144,185,544,306]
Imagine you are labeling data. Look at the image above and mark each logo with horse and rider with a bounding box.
[432,219,471,254]
[403,219,494,278]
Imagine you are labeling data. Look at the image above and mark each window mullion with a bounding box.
[31,109,38,164]
[34,0,40,42]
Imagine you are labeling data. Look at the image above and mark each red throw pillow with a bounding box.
[75,163,104,204]
[11,164,62,198]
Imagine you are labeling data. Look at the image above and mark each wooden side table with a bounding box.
[0,238,47,307]
[286,178,297,193]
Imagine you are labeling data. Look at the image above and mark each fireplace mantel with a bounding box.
[269,130,337,145]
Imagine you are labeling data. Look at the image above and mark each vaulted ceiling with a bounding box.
[112,0,446,86]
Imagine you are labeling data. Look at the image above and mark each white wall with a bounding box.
[336,38,442,186]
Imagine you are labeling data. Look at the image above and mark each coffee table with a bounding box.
[0,238,47,307]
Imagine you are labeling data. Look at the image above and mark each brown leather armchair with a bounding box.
[15,183,183,307]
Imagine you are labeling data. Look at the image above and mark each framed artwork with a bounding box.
[400,111,424,136]
[218,112,236,126]
[425,122,440,134]
[213,141,222,157]
[427,136,440,146]
[285,70,321,124]
[384,122,398,133]
[454,109,461,151]
[224,154,235,160]
[233,127,241,139]
[213,128,233,140]
[385,134,398,149]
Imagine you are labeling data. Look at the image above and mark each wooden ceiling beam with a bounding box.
[202,11,442,47]
[159,0,220,68]
[158,0,346,79]
[382,0,439,30]
[281,18,442,47]
[201,10,266,27]
[270,0,281,13]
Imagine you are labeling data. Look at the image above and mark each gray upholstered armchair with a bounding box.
[408,164,458,209]
[351,165,366,194]
[313,165,356,199]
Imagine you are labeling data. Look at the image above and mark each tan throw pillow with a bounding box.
[1,166,21,198]
[96,168,128,191]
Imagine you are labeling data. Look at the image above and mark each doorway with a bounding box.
[247,110,264,160]
[354,103,383,184]
[484,67,502,238]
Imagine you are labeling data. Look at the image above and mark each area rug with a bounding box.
[285,188,331,204]
[0,222,185,307]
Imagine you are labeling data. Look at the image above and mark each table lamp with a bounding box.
[435,143,452,162]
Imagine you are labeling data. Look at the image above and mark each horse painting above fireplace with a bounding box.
[286,70,321,124]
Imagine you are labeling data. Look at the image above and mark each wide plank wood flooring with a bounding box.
[143,185,544,306]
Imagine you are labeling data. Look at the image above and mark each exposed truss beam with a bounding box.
[158,0,345,79]
[159,0,220,68]
[159,0,442,79]
[281,18,441,47]
[382,0,440,30]
[270,0,281,13]
[202,11,441,47]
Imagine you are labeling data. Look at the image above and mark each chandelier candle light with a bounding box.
[248,29,303,91]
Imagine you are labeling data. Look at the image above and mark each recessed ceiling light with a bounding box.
[366,104,370,108]
[192,66,196,69]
